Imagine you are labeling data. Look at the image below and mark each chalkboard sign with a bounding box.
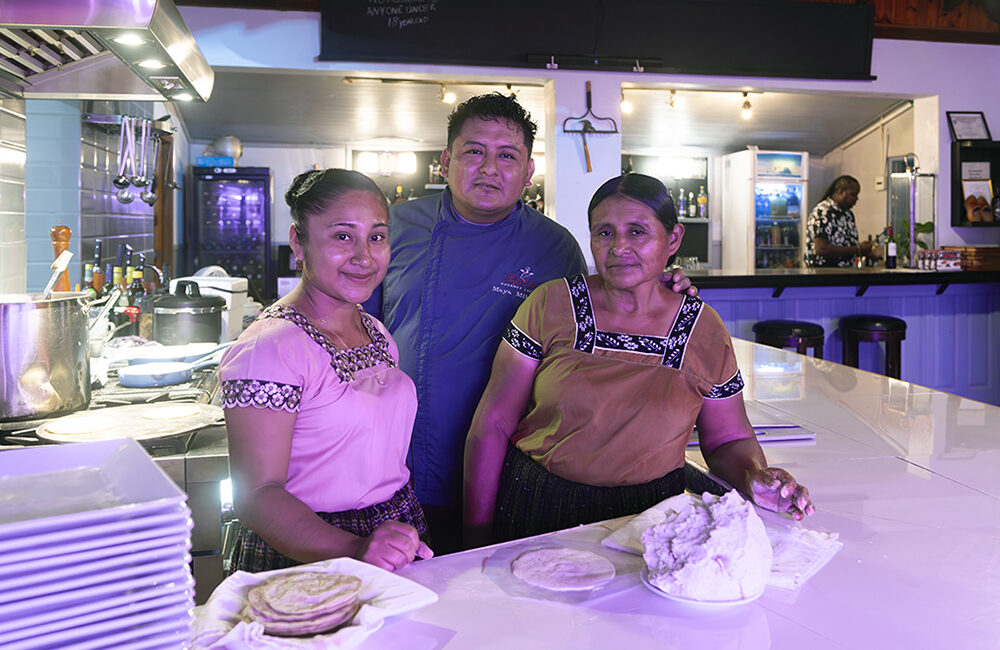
[320,0,874,80]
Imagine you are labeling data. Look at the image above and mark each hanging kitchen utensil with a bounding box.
[141,132,159,206]
[112,115,131,190]
[562,81,619,174]
[132,118,150,187]
[116,116,136,204]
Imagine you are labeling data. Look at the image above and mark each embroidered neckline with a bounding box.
[258,304,396,382]
[564,275,702,369]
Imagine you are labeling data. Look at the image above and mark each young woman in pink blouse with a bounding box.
[220,169,432,573]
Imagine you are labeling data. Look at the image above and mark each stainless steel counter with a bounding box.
[154,424,229,604]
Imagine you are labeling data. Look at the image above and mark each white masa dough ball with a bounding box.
[642,490,772,601]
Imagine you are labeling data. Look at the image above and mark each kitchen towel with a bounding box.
[601,492,842,590]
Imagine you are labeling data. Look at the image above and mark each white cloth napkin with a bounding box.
[190,557,437,649]
[601,493,842,591]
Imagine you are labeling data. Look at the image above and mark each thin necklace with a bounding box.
[314,307,386,386]
[316,311,358,350]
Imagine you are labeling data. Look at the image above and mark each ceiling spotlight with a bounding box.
[138,59,165,69]
[741,92,753,120]
[112,33,145,46]
[620,91,633,115]
[172,92,193,102]
[666,89,676,108]
[440,85,457,104]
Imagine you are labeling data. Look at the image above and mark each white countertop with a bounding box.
[361,340,1000,649]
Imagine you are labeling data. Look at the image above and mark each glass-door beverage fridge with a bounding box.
[185,166,273,300]
[721,149,808,272]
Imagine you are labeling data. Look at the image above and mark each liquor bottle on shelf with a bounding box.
[623,156,634,174]
[392,184,406,204]
[90,239,104,295]
[677,191,687,217]
[82,264,97,300]
[109,266,123,297]
[127,255,146,306]
[687,192,696,218]
[885,225,897,269]
[697,186,708,218]
[100,264,115,299]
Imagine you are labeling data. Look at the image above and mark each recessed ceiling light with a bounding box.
[173,92,193,102]
[138,59,165,69]
[112,33,145,46]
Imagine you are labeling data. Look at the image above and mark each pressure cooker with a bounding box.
[153,281,225,345]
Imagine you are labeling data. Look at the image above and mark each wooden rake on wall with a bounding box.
[562,81,619,173]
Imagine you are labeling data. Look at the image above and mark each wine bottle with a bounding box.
[91,240,104,294]
[885,226,897,269]
[100,263,115,299]
[127,256,146,306]
[82,264,97,300]
[687,192,696,218]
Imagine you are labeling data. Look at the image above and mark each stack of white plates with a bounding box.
[0,438,194,649]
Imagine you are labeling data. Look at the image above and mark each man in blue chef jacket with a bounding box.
[364,93,694,553]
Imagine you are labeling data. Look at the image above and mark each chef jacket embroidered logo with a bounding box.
[492,266,537,300]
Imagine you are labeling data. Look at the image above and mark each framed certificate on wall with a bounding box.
[947,111,992,141]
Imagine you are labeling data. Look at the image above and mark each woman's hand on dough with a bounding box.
[748,467,814,520]
[355,520,433,571]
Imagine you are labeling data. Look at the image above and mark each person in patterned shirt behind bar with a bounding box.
[804,175,881,267]
[464,173,814,547]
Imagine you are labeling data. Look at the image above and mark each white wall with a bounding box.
[180,7,1000,256]
[821,105,915,240]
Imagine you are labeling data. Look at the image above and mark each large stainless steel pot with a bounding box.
[0,291,90,420]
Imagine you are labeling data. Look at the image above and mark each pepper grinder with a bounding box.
[49,225,72,293]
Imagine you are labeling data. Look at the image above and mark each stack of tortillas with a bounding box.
[242,571,363,637]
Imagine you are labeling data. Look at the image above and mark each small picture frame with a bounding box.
[947,111,992,141]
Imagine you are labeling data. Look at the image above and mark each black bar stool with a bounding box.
[838,315,907,379]
[752,320,825,358]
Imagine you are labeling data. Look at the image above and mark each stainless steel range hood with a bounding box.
[0,0,213,102]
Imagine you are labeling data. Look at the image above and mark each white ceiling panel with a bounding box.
[176,68,909,158]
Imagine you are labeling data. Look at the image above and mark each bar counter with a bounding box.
[353,339,1000,649]
[688,266,1000,295]
[690,268,1000,406]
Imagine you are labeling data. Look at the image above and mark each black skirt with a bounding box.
[229,482,429,574]
[493,442,686,543]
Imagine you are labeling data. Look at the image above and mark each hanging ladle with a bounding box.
[116,116,136,204]
[112,115,131,190]
[132,119,150,188]
[141,132,159,206]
